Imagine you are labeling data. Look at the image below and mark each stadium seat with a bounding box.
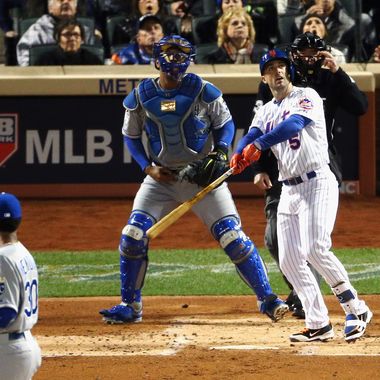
[195,42,218,64]
[29,44,104,65]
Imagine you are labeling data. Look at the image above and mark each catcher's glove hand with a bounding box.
[178,146,229,187]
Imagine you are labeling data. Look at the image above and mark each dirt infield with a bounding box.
[18,195,380,380]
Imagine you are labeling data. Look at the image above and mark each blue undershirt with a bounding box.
[0,307,17,328]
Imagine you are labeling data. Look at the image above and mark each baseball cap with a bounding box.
[138,14,161,30]
[0,192,22,220]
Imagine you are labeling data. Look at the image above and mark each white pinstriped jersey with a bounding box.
[250,86,329,180]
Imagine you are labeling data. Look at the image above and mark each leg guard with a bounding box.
[212,216,273,301]
[119,210,154,304]
[332,281,363,315]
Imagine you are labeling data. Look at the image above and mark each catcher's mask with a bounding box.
[289,32,330,79]
[153,35,195,80]
[259,48,295,81]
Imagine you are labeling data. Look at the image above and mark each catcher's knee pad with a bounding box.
[119,211,154,304]
[212,216,252,264]
[120,210,154,259]
[212,216,272,300]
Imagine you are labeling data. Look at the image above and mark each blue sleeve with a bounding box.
[212,119,234,150]
[124,135,151,171]
[254,114,311,150]
[235,127,263,154]
[0,307,17,328]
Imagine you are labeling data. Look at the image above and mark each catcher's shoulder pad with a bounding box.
[201,82,222,104]
[123,88,139,110]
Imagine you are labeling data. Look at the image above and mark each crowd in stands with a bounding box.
[0,0,379,66]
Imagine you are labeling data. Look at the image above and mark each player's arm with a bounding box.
[254,114,311,150]
[0,307,17,328]
[181,83,234,187]
[122,89,175,182]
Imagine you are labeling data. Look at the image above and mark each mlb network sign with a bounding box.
[0,114,18,166]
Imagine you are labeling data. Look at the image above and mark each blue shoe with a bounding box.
[344,306,373,342]
[259,294,289,322]
[99,302,143,324]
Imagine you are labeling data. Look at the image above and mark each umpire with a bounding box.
[252,32,368,318]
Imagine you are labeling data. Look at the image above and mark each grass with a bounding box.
[33,248,380,297]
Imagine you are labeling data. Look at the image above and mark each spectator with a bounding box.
[85,0,131,56]
[16,0,97,66]
[33,18,103,65]
[111,14,164,65]
[206,7,267,64]
[112,0,170,47]
[294,0,355,47]
[368,45,380,63]
[0,0,25,65]
[164,0,216,44]
[214,0,278,46]
[300,13,346,63]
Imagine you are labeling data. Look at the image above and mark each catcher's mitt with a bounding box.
[178,146,229,187]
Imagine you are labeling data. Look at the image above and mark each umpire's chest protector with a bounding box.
[135,74,212,168]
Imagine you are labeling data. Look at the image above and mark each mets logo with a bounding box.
[0,114,18,166]
[269,50,277,57]
[298,97,313,110]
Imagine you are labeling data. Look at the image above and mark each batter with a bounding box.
[230,49,373,342]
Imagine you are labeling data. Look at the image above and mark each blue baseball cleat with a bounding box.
[99,302,143,324]
[344,306,373,342]
[259,294,289,322]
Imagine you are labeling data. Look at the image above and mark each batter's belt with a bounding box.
[282,171,317,186]
[0,332,25,344]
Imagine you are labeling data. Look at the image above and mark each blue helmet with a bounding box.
[153,35,195,80]
[259,48,294,80]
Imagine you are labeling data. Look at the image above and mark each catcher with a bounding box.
[100,35,288,324]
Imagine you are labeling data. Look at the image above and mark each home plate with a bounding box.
[210,345,279,351]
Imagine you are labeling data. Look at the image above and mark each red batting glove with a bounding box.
[242,143,261,163]
[230,153,250,174]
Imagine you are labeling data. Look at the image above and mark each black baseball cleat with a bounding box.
[290,323,334,342]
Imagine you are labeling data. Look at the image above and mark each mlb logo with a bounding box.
[0,114,18,166]
[299,98,313,110]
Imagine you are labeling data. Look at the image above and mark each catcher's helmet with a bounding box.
[153,35,195,80]
[259,48,294,80]
[289,32,330,78]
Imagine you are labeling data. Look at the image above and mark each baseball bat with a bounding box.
[147,167,234,240]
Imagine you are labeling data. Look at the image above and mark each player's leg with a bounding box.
[99,209,153,323]
[100,176,178,324]
[277,184,333,342]
[0,332,41,380]
[192,183,288,322]
[304,169,372,341]
[264,191,303,315]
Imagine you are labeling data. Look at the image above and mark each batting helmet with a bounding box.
[259,48,294,80]
[289,32,330,78]
[153,35,195,80]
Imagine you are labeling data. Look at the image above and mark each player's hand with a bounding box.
[254,173,272,190]
[242,143,261,163]
[144,165,176,183]
[230,153,250,174]
[318,51,339,73]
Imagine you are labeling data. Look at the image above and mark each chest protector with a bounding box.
[137,73,212,169]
